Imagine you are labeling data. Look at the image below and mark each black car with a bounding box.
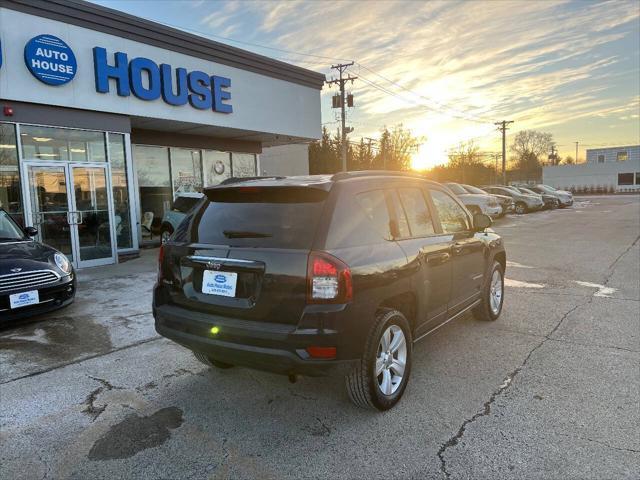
[153,172,506,410]
[0,209,75,321]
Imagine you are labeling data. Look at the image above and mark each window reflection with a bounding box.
[109,134,132,249]
[170,148,202,195]
[21,125,106,162]
[134,145,172,239]
[430,190,470,234]
[0,123,23,226]
[231,153,257,177]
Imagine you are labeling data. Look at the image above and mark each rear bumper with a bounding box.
[482,205,503,217]
[0,275,75,322]
[153,301,359,377]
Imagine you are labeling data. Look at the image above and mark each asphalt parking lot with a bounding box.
[1,195,638,480]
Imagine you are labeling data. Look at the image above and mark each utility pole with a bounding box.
[493,152,501,184]
[327,62,357,172]
[495,120,514,185]
[575,141,579,163]
[550,144,558,165]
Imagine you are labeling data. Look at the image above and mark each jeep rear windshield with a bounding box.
[187,186,328,248]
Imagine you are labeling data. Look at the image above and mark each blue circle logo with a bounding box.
[24,35,77,86]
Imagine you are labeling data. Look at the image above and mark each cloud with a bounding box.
[189,0,639,153]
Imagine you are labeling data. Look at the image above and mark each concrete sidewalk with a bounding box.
[0,248,160,383]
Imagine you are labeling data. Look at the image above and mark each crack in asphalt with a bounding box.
[604,235,639,282]
[0,337,163,386]
[81,375,123,422]
[437,300,587,479]
[437,235,638,478]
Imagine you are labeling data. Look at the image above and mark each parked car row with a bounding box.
[444,182,573,216]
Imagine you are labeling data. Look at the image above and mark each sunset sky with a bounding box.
[95,0,640,170]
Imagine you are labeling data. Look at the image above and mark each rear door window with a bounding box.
[180,186,327,248]
[397,187,435,237]
[429,189,470,234]
[355,190,393,240]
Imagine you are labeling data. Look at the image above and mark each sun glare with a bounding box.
[411,141,449,171]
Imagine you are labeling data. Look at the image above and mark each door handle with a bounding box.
[426,252,451,265]
[452,242,464,255]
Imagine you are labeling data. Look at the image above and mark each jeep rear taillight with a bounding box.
[307,251,352,304]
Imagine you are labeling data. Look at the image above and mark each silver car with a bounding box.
[444,182,503,218]
[529,184,574,208]
[483,186,544,214]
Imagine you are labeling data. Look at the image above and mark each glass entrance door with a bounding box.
[27,165,74,261]
[24,162,116,268]
[69,165,115,267]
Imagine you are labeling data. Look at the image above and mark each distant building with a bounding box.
[543,145,640,192]
[259,144,310,177]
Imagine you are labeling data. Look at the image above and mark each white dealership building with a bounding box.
[0,0,323,268]
[543,145,640,193]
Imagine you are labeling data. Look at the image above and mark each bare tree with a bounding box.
[510,130,554,179]
[377,124,423,171]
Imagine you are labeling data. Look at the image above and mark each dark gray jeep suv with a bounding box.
[153,171,506,410]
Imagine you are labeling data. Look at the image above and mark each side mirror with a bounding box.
[24,226,38,237]
[473,213,492,231]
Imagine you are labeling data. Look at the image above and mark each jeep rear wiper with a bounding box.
[222,230,272,238]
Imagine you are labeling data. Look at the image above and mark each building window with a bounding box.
[231,153,257,177]
[203,150,231,187]
[618,173,634,185]
[170,148,202,196]
[21,125,106,162]
[0,123,23,226]
[597,154,605,163]
[109,134,133,249]
[636,173,640,185]
[617,151,628,161]
[134,145,172,238]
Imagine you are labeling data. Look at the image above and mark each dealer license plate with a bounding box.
[9,290,40,309]
[202,270,237,297]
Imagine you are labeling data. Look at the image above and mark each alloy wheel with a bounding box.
[375,325,407,396]
[489,268,503,315]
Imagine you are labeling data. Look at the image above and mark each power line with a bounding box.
[356,63,494,124]
[154,17,495,125]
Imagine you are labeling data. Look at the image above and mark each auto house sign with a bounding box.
[24,34,77,86]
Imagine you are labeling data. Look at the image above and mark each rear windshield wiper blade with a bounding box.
[222,230,272,238]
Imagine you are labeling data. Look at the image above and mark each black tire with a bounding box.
[346,309,412,411]
[193,351,234,369]
[160,226,173,244]
[473,260,504,322]
[514,202,527,215]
